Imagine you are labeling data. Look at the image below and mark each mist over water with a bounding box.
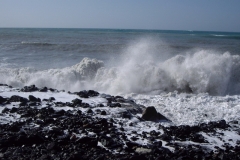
[95,39,239,95]
[0,37,240,96]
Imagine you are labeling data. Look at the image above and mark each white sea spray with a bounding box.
[0,38,240,96]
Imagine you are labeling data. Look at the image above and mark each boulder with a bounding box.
[75,90,99,98]
[72,98,82,106]
[29,95,41,102]
[9,95,28,103]
[100,110,107,115]
[0,96,7,104]
[39,87,48,92]
[77,137,98,147]
[142,106,169,122]
[21,85,39,92]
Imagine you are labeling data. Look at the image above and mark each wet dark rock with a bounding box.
[106,96,115,103]
[1,107,10,113]
[87,90,99,97]
[87,109,93,114]
[39,86,48,92]
[1,85,240,160]
[54,109,66,117]
[72,98,82,106]
[49,97,56,101]
[28,102,38,106]
[150,130,160,136]
[21,85,39,92]
[122,111,132,119]
[191,133,206,143]
[99,136,114,147]
[9,95,28,103]
[19,101,28,106]
[48,127,63,136]
[77,137,98,147]
[47,142,60,150]
[0,96,7,104]
[97,103,104,107]
[10,107,18,113]
[81,103,90,108]
[55,101,65,107]
[142,106,169,121]
[28,95,41,102]
[100,135,122,148]
[217,120,229,129]
[126,141,140,149]
[109,103,121,108]
[130,154,148,160]
[75,90,99,98]
[39,154,51,160]
[115,96,126,103]
[160,133,172,141]
[153,141,162,147]
[49,88,57,92]
[76,90,89,98]
[100,111,107,115]
[130,136,138,141]
[115,95,124,99]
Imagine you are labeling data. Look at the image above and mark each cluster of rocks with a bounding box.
[0,85,240,160]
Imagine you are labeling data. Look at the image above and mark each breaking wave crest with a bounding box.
[1,40,240,96]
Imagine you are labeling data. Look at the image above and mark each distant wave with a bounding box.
[21,41,54,46]
[208,34,240,40]
[211,34,226,37]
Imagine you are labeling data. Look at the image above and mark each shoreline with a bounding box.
[0,84,240,159]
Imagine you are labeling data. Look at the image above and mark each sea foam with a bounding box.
[0,39,240,96]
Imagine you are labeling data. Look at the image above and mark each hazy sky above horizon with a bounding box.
[1,0,240,32]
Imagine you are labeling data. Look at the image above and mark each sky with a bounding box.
[0,0,240,32]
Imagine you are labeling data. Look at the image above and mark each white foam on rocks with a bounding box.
[1,85,240,153]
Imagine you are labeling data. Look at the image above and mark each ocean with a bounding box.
[1,28,240,157]
[1,28,240,125]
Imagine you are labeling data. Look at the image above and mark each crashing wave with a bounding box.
[1,41,240,95]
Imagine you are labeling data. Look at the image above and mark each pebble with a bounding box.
[0,85,239,160]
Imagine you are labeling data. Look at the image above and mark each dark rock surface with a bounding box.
[0,85,239,160]
[142,106,169,121]
[20,85,39,92]
[0,96,7,104]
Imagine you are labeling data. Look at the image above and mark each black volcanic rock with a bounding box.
[142,106,169,121]
[100,110,107,115]
[121,111,132,119]
[87,90,99,97]
[1,85,240,160]
[109,103,121,108]
[2,107,10,113]
[0,96,7,104]
[72,98,82,106]
[9,95,28,103]
[77,137,98,147]
[49,97,56,101]
[28,95,41,102]
[75,90,99,98]
[21,85,39,92]
[10,107,18,113]
[76,90,89,98]
[99,135,122,148]
[39,87,48,92]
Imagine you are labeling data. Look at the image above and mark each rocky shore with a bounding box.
[0,85,240,160]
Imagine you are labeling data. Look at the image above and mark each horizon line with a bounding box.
[0,27,239,33]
